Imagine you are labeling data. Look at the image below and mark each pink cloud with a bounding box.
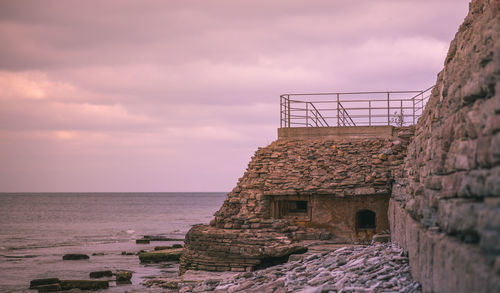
[0,0,469,191]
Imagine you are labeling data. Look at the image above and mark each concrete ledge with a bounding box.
[278,126,394,139]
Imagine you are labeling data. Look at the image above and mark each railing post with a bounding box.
[287,95,291,128]
[337,93,340,127]
[306,102,309,127]
[369,100,371,126]
[400,99,403,126]
[280,96,283,128]
[412,94,416,125]
[387,92,390,126]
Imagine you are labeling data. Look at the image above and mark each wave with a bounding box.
[0,254,38,259]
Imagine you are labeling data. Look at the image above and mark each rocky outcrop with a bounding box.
[180,225,307,274]
[389,0,500,292]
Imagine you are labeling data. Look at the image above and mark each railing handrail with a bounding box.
[280,86,434,128]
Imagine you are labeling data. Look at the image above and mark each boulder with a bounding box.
[30,278,60,289]
[139,248,183,263]
[116,271,133,283]
[89,270,113,278]
[62,254,89,260]
[60,280,109,290]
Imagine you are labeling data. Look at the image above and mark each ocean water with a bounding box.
[0,193,226,292]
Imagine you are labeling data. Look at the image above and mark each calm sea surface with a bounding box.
[0,192,226,292]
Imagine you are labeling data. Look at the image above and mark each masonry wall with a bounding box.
[181,128,413,273]
[389,0,500,292]
[270,194,389,242]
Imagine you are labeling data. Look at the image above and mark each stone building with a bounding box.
[181,126,414,273]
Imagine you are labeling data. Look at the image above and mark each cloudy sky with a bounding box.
[0,0,469,192]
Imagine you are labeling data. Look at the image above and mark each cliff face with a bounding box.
[389,0,500,292]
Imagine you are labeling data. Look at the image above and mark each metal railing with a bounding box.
[280,86,434,128]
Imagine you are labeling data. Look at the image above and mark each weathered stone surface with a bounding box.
[213,131,412,229]
[36,283,61,292]
[59,280,109,290]
[182,128,412,273]
[89,270,113,279]
[62,254,89,260]
[389,1,500,292]
[178,244,421,292]
[180,225,308,274]
[139,248,183,263]
[135,239,150,244]
[29,278,60,289]
[116,271,133,283]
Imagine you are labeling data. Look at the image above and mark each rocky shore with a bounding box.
[144,243,421,293]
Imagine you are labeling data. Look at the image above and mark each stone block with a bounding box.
[139,248,183,263]
[437,199,480,237]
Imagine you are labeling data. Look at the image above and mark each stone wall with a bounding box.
[270,193,390,242]
[389,0,500,292]
[214,127,413,230]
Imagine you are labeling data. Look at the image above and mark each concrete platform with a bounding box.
[278,126,394,139]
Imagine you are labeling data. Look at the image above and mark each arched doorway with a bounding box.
[356,209,376,229]
[356,209,376,243]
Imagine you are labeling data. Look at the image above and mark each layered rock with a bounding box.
[389,0,500,292]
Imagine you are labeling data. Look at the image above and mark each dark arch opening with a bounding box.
[356,210,376,229]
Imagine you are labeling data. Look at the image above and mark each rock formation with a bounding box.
[389,0,500,292]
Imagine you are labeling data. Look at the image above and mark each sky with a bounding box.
[0,0,469,192]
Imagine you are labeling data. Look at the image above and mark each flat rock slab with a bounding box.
[181,270,239,283]
[89,270,113,278]
[143,235,184,241]
[139,248,183,263]
[62,254,89,260]
[30,278,60,289]
[36,283,61,292]
[60,280,109,290]
[136,239,150,244]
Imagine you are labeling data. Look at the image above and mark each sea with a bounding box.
[0,192,227,293]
